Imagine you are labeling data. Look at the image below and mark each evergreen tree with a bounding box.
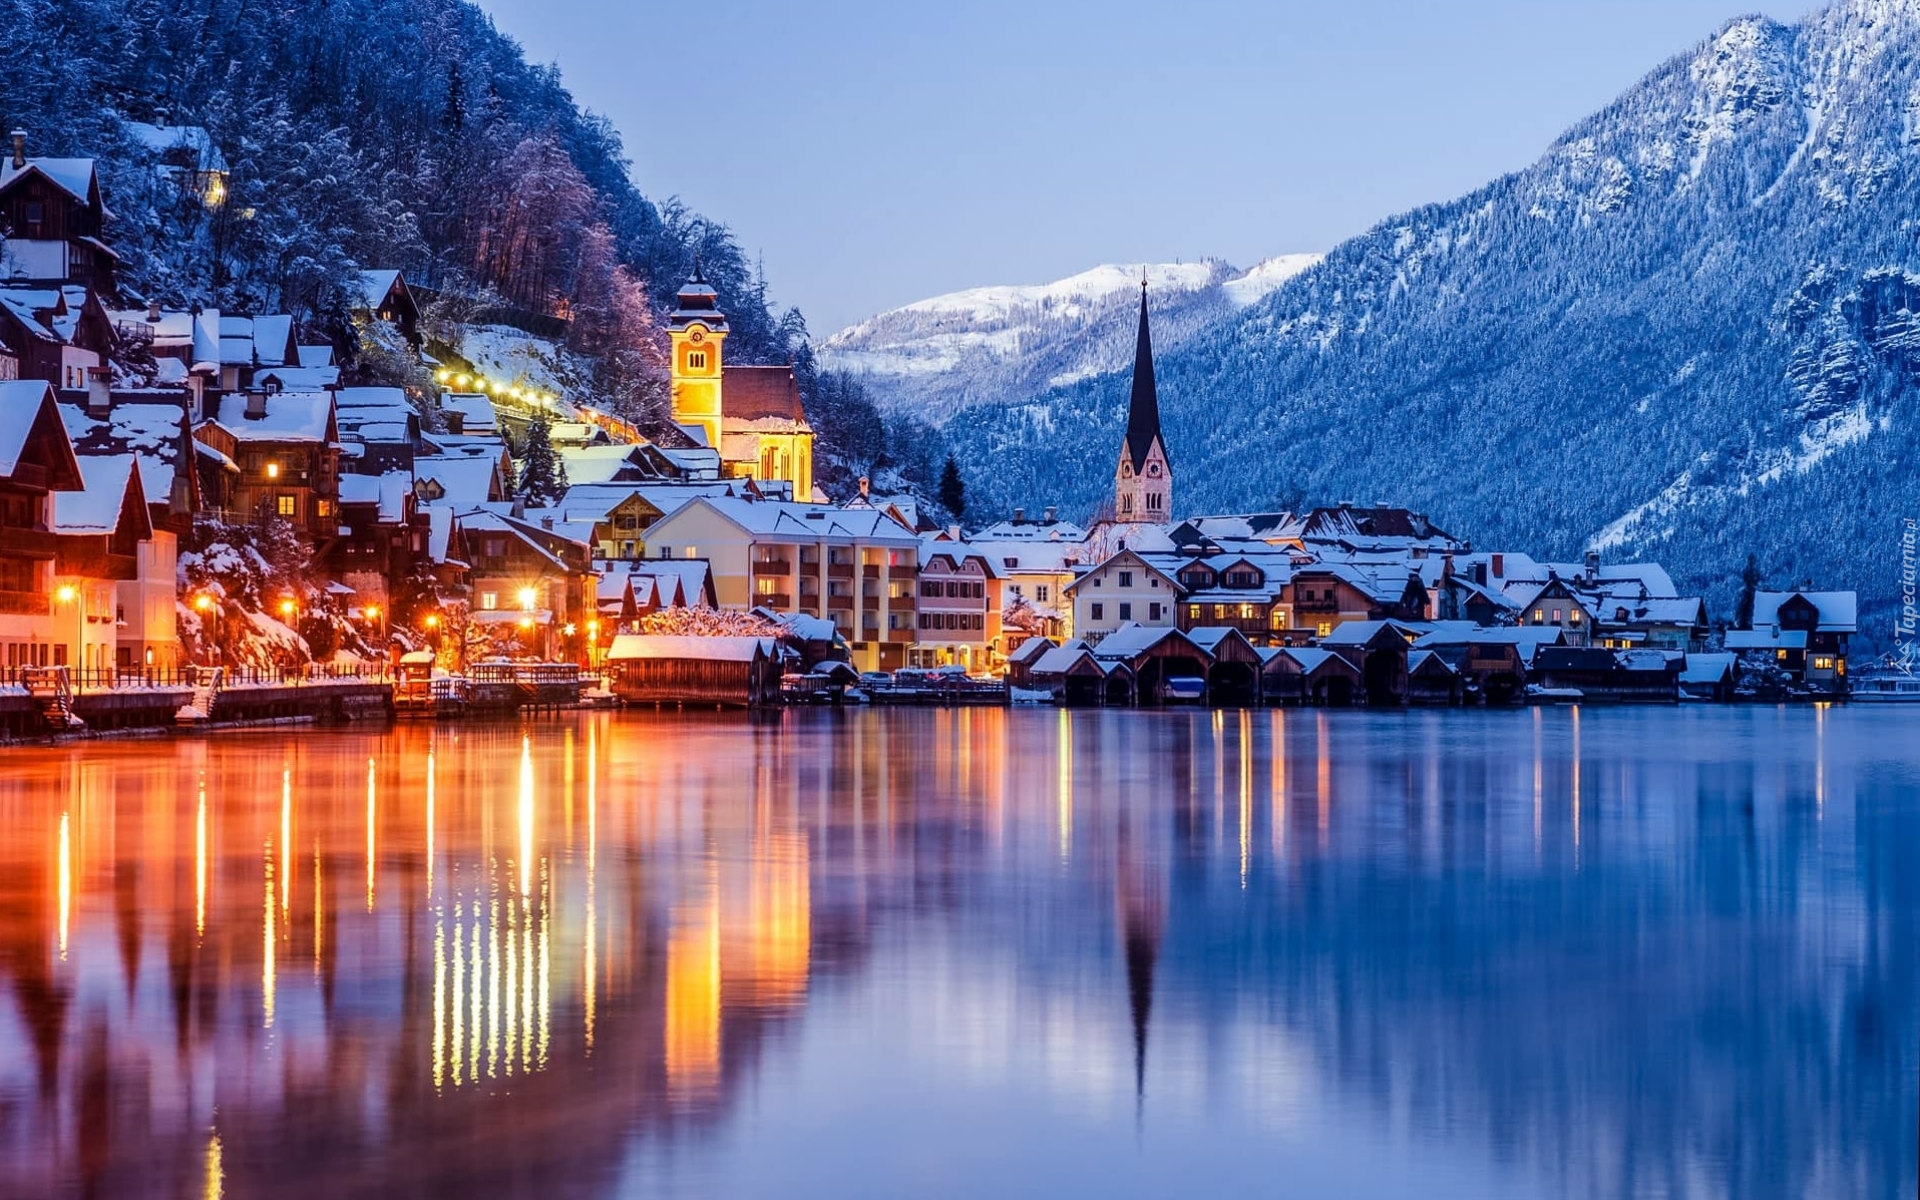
[515,413,566,505]
[938,456,966,522]
[1735,554,1762,630]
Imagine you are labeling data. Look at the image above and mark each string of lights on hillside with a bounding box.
[434,368,562,410]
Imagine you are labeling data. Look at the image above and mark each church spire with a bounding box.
[1113,278,1172,523]
[1123,279,1162,472]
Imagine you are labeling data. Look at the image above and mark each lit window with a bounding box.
[480,592,498,611]
[277,495,297,517]
[1188,605,1200,620]
[266,462,280,479]
[1317,621,1332,637]
[1533,608,1545,622]
[1570,609,1582,624]
[1776,649,1788,660]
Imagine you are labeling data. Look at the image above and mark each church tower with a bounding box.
[1114,281,1171,523]
[668,262,729,451]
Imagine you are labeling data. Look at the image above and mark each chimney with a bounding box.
[1013,507,1025,524]
[1044,506,1057,523]
[947,524,961,540]
[243,388,267,420]
[85,368,111,418]
[1473,561,1488,586]
[1584,548,1600,584]
[9,131,24,170]
[858,475,870,499]
[1490,553,1504,580]
[541,516,554,531]
[146,299,161,323]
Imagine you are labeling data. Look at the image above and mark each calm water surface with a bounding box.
[0,707,1915,1198]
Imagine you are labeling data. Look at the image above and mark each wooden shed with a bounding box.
[607,635,783,707]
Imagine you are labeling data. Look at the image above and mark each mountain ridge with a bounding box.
[931,0,1920,637]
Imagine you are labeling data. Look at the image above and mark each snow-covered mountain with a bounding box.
[937,0,1920,634]
[820,256,1318,419]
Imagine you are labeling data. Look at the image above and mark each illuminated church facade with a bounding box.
[668,268,817,501]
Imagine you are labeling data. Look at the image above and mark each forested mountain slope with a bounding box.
[941,0,1920,630]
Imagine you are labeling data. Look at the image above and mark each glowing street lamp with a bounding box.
[55,584,77,604]
[279,597,298,620]
[193,593,216,613]
[423,613,440,630]
[517,587,538,612]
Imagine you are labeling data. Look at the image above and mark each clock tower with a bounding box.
[668,262,729,451]
[1114,280,1171,524]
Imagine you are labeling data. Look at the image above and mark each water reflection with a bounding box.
[0,708,1913,1198]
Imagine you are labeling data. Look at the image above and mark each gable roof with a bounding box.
[722,364,807,423]
[1752,590,1857,633]
[0,157,99,205]
[51,453,150,538]
[0,380,83,486]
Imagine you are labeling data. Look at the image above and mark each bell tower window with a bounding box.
[688,351,707,371]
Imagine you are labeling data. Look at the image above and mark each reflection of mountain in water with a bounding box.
[0,709,1912,1198]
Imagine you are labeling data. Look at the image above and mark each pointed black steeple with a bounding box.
[1123,279,1164,472]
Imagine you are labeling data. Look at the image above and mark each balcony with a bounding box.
[888,628,916,643]
[827,562,855,579]
[890,563,917,577]
[756,592,792,609]
[862,564,881,579]
[752,558,792,576]
[0,590,50,615]
[827,594,853,611]
[862,594,880,610]
[0,527,59,559]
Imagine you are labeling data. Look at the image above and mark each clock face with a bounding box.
[1147,463,1161,477]
[690,328,707,343]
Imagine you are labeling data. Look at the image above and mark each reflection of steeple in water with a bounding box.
[1116,818,1163,1114]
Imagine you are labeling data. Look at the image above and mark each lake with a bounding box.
[0,706,1914,1198]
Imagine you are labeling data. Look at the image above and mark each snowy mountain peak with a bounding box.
[820,254,1320,419]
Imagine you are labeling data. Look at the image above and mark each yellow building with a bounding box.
[668,268,815,500]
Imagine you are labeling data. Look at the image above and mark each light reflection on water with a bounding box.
[0,707,1914,1199]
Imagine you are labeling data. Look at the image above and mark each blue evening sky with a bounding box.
[479,0,1818,333]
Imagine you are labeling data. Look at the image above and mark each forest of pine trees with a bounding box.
[0,0,928,496]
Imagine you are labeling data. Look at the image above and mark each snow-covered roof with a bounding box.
[657,495,918,542]
[606,635,774,663]
[442,392,497,433]
[123,121,227,173]
[415,455,500,506]
[337,470,412,524]
[1091,622,1193,660]
[210,391,335,441]
[1680,652,1736,683]
[1725,628,1810,651]
[296,345,334,367]
[1752,590,1857,633]
[0,157,97,203]
[355,269,403,309]
[1006,637,1057,665]
[1030,641,1094,675]
[0,380,78,480]
[60,402,187,503]
[51,453,143,535]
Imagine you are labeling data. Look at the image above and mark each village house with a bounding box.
[1728,590,1857,691]
[910,550,1002,671]
[1172,550,1293,645]
[457,508,596,662]
[51,454,176,672]
[1066,549,1180,643]
[0,380,85,668]
[0,284,115,394]
[197,388,342,537]
[641,495,920,671]
[0,133,118,294]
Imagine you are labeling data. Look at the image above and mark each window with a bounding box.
[316,500,333,518]
[656,545,672,558]
[1149,603,1163,621]
[1533,608,1545,622]
[1552,609,1564,623]
[1035,585,1049,603]
[1776,648,1789,660]
[1118,603,1132,620]
[1091,603,1105,621]
[688,351,708,370]
[277,495,297,517]
[480,592,498,611]
[1272,611,1289,629]
[1317,621,1332,637]
[1188,605,1201,620]
[1569,609,1582,624]
[1119,571,1134,588]
[1240,604,1257,620]
[1004,557,1018,569]
[1813,656,1836,670]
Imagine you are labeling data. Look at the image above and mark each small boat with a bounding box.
[1849,671,1920,703]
